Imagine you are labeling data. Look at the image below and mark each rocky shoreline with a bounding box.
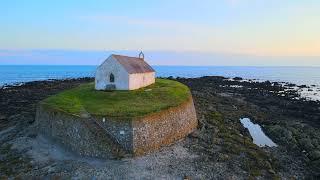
[0,76,319,179]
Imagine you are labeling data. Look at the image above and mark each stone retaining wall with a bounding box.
[132,97,197,155]
[36,96,197,157]
[94,116,133,151]
[36,104,125,158]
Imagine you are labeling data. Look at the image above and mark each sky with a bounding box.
[0,0,319,65]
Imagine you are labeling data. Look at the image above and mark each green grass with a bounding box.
[43,78,191,118]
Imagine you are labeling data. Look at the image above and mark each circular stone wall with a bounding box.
[35,79,198,157]
[35,103,127,158]
[131,97,197,155]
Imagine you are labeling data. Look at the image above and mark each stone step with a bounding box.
[82,118,128,157]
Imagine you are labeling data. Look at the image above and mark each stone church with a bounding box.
[95,53,155,90]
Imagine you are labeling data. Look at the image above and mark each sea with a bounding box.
[1,65,319,86]
[1,65,320,101]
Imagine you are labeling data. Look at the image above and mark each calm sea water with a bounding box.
[0,65,320,86]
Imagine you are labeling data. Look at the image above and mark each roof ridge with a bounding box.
[112,54,143,60]
[110,54,155,74]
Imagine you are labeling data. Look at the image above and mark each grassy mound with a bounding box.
[42,79,191,118]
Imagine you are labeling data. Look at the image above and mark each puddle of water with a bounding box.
[240,118,277,147]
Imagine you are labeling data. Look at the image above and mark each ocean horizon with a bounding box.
[1,65,320,87]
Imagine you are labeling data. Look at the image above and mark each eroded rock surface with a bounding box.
[0,77,319,179]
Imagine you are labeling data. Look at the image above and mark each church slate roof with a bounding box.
[112,54,155,74]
